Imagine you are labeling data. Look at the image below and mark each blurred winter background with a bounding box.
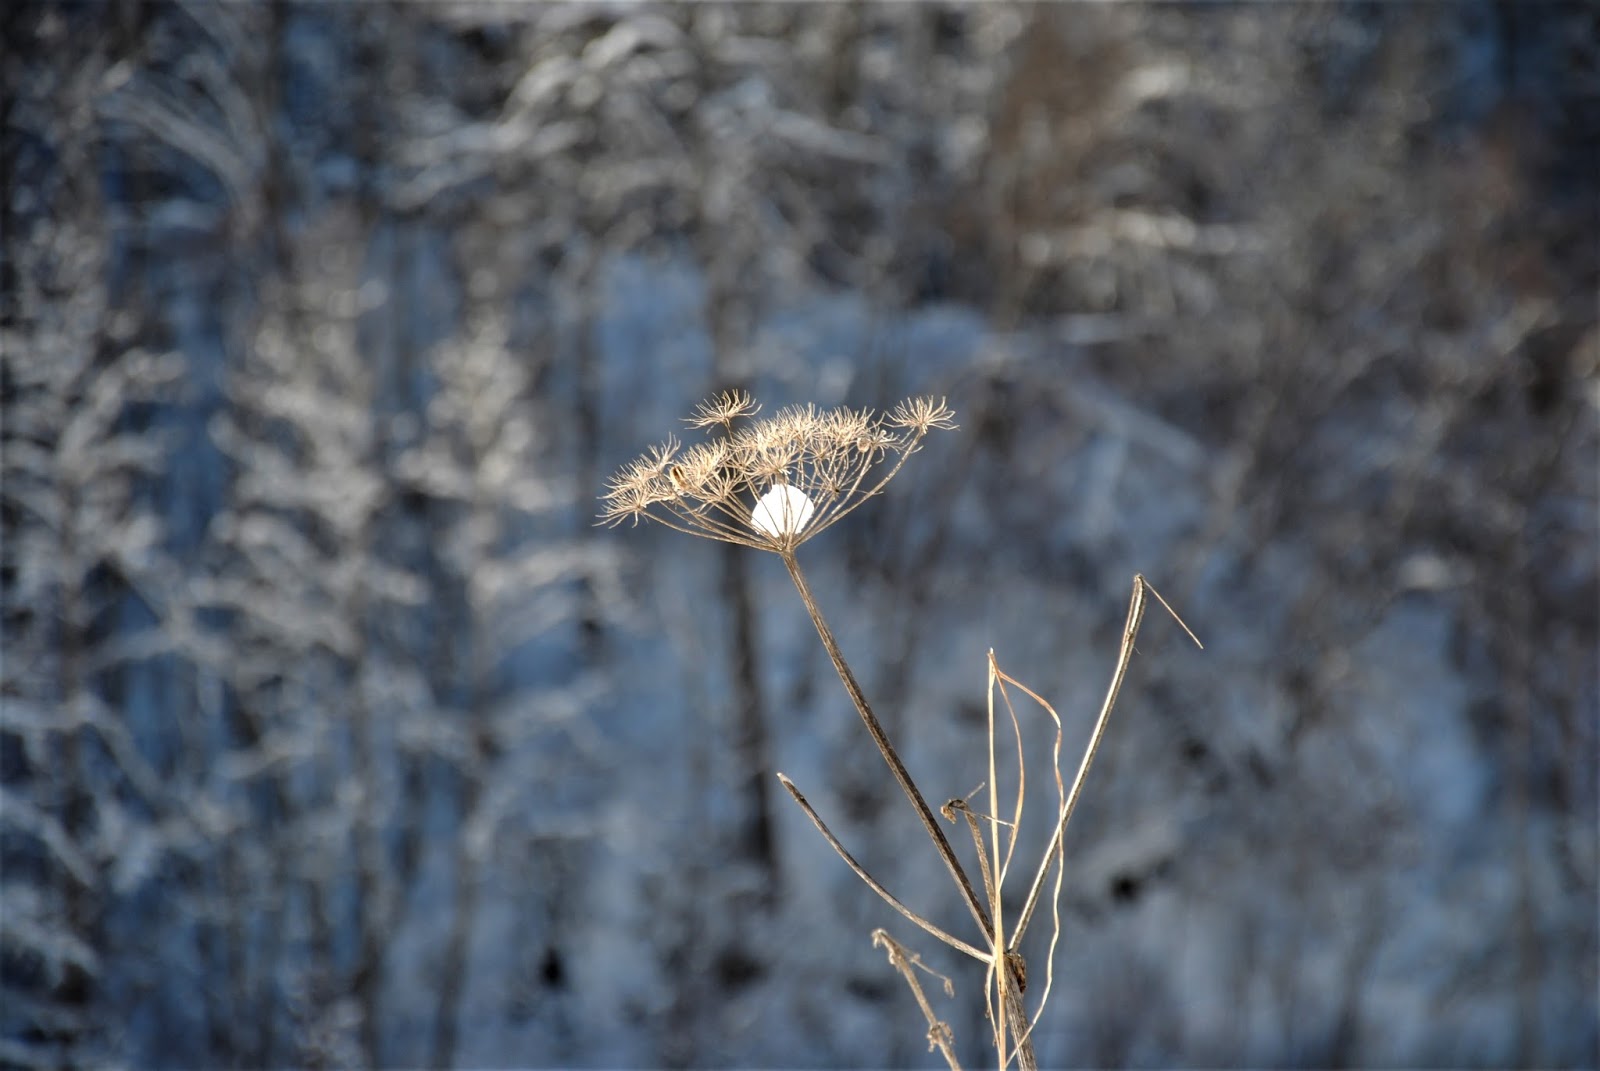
[3,3,1596,1068]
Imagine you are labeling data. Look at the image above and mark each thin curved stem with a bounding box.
[781,551,990,936]
[778,774,990,963]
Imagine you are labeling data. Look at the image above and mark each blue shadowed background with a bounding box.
[3,4,1595,1068]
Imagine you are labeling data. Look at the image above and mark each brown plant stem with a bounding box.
[780,551,1036,1071]
[781,551,989,933]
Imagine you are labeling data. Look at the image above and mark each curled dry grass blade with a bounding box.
[982,576,1200,1066]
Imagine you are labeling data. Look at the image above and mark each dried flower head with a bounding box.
[600,392,957,553]
[685,389,760,430]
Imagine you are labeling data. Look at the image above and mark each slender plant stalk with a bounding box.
[1010,575,1180,947]
[1007,580,1145,947]
[781,550,1037,1071]
[778,774,990,963]
[780,551,990,934]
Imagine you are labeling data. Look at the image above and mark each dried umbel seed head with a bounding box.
[600,391,956,553]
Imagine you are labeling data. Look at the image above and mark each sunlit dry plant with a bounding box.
[602,392,1196,1070]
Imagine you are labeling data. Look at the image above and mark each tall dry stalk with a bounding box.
[602,392,1196,1068]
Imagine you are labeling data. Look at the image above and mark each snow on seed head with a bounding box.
[751,484,816,539]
